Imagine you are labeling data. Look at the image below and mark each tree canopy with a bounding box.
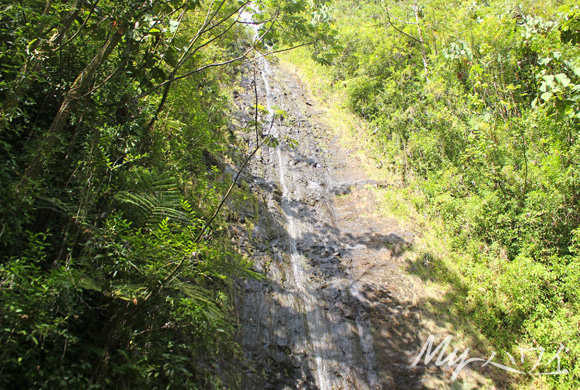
[0,0,329,388]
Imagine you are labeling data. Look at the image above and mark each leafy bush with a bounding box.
[292,0,580,388]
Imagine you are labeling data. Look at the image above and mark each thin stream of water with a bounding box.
[241,9,333,390]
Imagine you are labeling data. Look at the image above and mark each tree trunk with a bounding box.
[18,28,124,191]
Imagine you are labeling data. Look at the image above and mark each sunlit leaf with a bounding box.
[555,73,571,87]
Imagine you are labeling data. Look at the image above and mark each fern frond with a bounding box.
[37,196,76,216]
[170,282,225,319]
[115,168,190,229]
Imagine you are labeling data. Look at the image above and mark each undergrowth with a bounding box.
[280,26,580,387]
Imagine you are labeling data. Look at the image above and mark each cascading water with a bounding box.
[241,8,333,390]
[237,6,381,390]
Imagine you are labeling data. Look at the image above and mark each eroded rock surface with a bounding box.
[231,60,492,390]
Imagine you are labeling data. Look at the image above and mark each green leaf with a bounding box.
[539,82,547,93]
[555,73,571,87]
[265,136,279,148]
[164,47,178,67]
[169,20,180,33]
[150,67,166,83]
[541,91,553,101]
[542,75,555,89]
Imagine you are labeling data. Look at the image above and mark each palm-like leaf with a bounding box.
[115,168,190,229]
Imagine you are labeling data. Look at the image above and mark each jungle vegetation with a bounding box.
[287,0,580,388]
[1,0,580,389]
[0,0,329,388]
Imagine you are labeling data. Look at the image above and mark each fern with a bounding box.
[115,168,190,229]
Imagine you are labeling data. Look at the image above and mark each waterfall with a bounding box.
[241,8,333,390]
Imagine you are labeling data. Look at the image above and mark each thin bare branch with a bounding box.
[178,0,250,67]
[254,41,315,60]
[390,13,417,25]
[54,0,101,51]
[201,0,251,36]
[162,132,271,285]
[139,10,279,99]
[177,0,219,65]
[381,4,421,43]
[180,4,246,67]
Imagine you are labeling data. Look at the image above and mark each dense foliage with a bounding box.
[3,0,579,388]
[290,0,580,388]
[0,0,329,388]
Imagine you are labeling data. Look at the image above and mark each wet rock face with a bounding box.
[230,54,501,390]
[232,60,381,390]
